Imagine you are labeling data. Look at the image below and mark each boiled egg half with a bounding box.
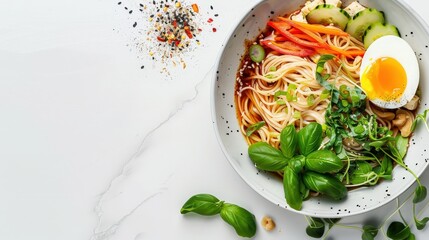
[360,35,419,109]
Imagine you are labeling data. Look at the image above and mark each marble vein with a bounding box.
[90,65,215,240]
[90,190,164,240]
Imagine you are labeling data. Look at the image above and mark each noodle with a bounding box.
[237,32,366,147]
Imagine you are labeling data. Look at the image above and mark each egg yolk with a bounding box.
[361,57,407,102]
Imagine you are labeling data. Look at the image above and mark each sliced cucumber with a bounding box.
[363,22,400,49]
[346,8,385,41]
[306,4,351,30]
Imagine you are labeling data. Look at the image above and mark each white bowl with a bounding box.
[212,0,429,218]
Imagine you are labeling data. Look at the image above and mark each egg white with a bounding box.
[360,35,419,109]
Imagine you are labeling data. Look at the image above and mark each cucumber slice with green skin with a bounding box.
[306,4,351,30]
[363,22,400,49]
[346,8,385,41]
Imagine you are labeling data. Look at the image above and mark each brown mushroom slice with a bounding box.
[372,106,396,121]
[404,95,420,111]
[393,109,415,137]
[392,113,406,127]
[369,101,396,121]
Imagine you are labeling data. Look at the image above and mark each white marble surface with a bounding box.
[1,0,429,239]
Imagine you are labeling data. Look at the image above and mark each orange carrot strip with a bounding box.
[293,33,318,43]
[275,36,287,41]
[278,17,349,36]
[288,28,303,34]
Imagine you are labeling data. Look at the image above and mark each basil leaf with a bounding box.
[415,216,429,230]
[378,155,393,180]
[180,194,224,215]
[280,125,298,158]
[289,155,306,172]
[298,122,323,156]
[220,203,256,238]
[305,150,343,173]
[362,225,379,240]
[303,171,347,200]
[413,186,427,204]
[246,121,265,137]
[412,109,429,132]
[362,231,375,240]
[248,142,289,171]
[350,161,373,185]
[283,165,303,210]
[386,221,411,240]
[306,217,325,238]
[395,135,409,159]
[300,177,310,200]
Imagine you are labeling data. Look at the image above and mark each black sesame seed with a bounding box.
[133,22,137,27]
[118,1,122,5]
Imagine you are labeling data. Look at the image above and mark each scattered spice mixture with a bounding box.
[116,0,219,73]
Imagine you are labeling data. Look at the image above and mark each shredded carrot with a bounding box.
[274,36,287,41]
[315,48,340,57]
[288,28,302,34]
[292,33,318,43]
[289,25,328,47]
[333,48,366,58]
[278,17,349,36]
[192,3,199,13]
[275,34,317,44]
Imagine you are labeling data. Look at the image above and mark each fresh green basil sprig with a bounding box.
[180,193,256,238]
[248,122,347,210]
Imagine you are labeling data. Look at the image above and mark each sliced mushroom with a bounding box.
[392,109,415,137]
[371,106,396,121]
[404,95,420,111]
[392,113,406,127]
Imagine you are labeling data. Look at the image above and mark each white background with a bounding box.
[1,0,429,239]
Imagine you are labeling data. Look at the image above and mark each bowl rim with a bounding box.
[210,0,429,218]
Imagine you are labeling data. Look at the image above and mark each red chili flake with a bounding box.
[157,36,166,42]
[207,18,213,23]
[212,27,217,32]
[184,26,193,39]
[172,20,178,28]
